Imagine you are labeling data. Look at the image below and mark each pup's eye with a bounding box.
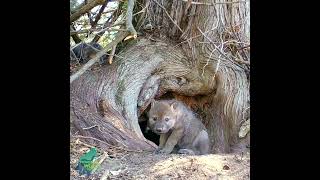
[165,118,169,122]
[153,117,157,121]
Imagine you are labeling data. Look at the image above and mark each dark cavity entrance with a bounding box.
[139,113,159,145]
[138,92,175,146]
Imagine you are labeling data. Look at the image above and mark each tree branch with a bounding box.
[70,25,82,44]
[126,0,138,38]
[70,31,129,83]
[197,27,233,62]
[108,45,117,64]
[91,11,118,43]
[180,0,248,6]
[70,27,127,35]
[152,0,183,33]
[70,0,106,23]
[87,12,94,26]
[91,0,109,29]
[71,1,86,14]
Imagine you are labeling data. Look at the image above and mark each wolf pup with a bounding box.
[148,99,210,155]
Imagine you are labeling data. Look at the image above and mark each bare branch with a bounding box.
[70,0,106,23]
[152,0,183,33]
[180,0,248,6]
[91,10,119,43]
[202,48,216,77]
[71,19,126,37]
[70,27,127,35]
[136,0,150,30]
[126,0,138,38]
[72,135,143,152]
[108,45,117,64]
[174,23,220,48]
[70,42,84,51]
[212,55,222,80]
[70,25,82,44]
[83,125,99,130]
[87,12,94,26]
[197,27,232,62]
[70,31,129,83]
[102,9,117,14]
[235,52,250,65]
[91,0,109,29]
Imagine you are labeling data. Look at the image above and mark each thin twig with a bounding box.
[152,0,183,33]
[72,135,143,153]
[82,43,123,62]
[108,45,117,64]
[223,40,250,46]
[101,9,117,14]
[200,20,221,77]
[133,9,146,17]
[73,135,110,147]
[91,1,109,29]
[197,27,232,62]
[70,0,105,23]
[70,27,127,35]
[204,54,246,71]
[70,49,79,64]
[87,12,94,26]
[180,0,248,6]
[211,33,224,80]
[74,139,96,149]
[212,55,221,80]
[94,24,128,34]
[104,52,123,59]
[92,24,126,38]
[70,42,82,51]
[91,10,117,43]
[174,34,202,47]
[235,52,250,65]
[83,125,99,130]
[70,25,82,44]
[201,48,216,77]
[174,21,219,48]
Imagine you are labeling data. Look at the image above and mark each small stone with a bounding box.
[223,165,230,170]
[110,169,121,176]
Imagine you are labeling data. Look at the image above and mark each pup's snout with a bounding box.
[155,128,163,133]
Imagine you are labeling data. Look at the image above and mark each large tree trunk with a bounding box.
[71,0,250,153]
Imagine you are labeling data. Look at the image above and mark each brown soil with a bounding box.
[71,138,250,180]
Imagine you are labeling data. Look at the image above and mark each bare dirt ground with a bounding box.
[71,138,250,180]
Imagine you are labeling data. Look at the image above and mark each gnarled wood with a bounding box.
[71,0,250,154]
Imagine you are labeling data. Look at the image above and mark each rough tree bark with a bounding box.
[71,0,250,153]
